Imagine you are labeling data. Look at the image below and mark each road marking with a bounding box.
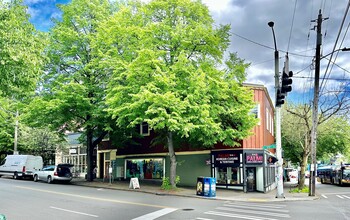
[217,207,290,218]
[336,195,344,199]
[224,204,288,212]
[15,186,171,209]
[321,194,328,198]
[196,218,213,220]
[50,206,98,218]
[343,195,350,199]
[132,208,177,220]
[205,211,279,220]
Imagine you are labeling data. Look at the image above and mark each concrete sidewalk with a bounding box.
[70,178,318,202]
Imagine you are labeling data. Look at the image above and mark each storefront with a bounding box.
[211,149,277,193]
[125,158,165,180]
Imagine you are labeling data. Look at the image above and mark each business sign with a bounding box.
[245,153,264,164]
[212,150,241,166]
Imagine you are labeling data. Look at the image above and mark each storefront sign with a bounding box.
[212,151,241,166]
[245,153,264,164]
[129,177,140,189]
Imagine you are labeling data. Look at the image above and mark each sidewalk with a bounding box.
[70,178,318,202]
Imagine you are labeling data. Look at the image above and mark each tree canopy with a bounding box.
[94,0,257,187]
[0,0,46,97]
[25,0,116,181]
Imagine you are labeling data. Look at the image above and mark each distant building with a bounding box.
[56,132,88,177]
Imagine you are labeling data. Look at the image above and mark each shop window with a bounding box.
[216,167,241,185]
[125,158,164,179]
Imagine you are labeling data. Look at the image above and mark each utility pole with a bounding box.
[268,21,284,198]
[14,110,19,155]
[309,9,324,197]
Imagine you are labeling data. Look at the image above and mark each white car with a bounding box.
[33,164,73,184]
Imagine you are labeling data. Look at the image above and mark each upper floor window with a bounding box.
[251,104,260,125]
[140,122,150,136]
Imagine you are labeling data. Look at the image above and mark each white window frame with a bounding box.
[140,122,150,136]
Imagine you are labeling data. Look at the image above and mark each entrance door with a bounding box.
[99,153,104,179]
[246,167,256,192]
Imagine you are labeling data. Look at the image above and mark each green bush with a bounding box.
[161,176,180,190]
[289,186,309,193]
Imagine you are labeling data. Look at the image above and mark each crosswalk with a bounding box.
[321,194,350,199]
[196,201,290,220]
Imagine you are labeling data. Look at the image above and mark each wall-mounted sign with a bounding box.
[212,150,241,166]
[245,153,264,164]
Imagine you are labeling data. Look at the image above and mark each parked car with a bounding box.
[0,155,43,179]
[33,164,73,184]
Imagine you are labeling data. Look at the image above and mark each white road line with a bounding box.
[216,207,290,218]
[225,202,286,209]
[205,211,279,220]
[336,195,344,199]
[196,218,213,220]
[224,204,289,213]
[50,206,98,218]
[343,195,350,199]
[321,194,328,198]
[132,208,177,220]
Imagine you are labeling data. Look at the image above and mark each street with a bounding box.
[1,177,350,220]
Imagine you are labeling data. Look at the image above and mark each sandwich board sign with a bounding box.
[129,178,140,189]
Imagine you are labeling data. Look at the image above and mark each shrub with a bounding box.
[161,176,180,190]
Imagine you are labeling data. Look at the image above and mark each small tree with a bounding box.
[282,101,350,189]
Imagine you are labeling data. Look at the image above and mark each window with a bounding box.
[251,104,260,125]
[140,122,150,136]
[266,108,269,131]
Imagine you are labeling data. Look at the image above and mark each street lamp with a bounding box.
[268,21,284,198]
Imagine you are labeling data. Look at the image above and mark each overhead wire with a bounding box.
[287,0,298,53]
[301,0,316,104]
[319,0,350,93]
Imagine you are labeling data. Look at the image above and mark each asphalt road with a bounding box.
[1,177,350,220]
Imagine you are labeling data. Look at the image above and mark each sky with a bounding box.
[22,0,350,105]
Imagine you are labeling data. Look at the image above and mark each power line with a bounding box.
[320,1,350,92]
[293,75,350,81]
[214,24,314,58]
[287,0,298,52]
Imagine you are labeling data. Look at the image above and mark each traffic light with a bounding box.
[276,89,285,107]
[267,156,278,164]
[281,70,293,94]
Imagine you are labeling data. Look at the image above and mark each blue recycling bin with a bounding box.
[203,177,216,197]
[197,177,216,197]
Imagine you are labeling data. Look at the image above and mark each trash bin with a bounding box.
[196,177,204,196]
[197,177,216,197]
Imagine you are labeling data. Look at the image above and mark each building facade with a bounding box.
[97,84,276,193]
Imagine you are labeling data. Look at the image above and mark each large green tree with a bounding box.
[95,0,257,187]
[26,0,116,181]
[0,0,46,157]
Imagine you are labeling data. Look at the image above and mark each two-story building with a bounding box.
[97,83,276,193]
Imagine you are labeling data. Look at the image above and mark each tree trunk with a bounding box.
[86,125,94,182]
[167,131,177,188]
[298,150,308,190]
[299,134,310,190]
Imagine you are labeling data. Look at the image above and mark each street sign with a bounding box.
[263,144,276,149]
